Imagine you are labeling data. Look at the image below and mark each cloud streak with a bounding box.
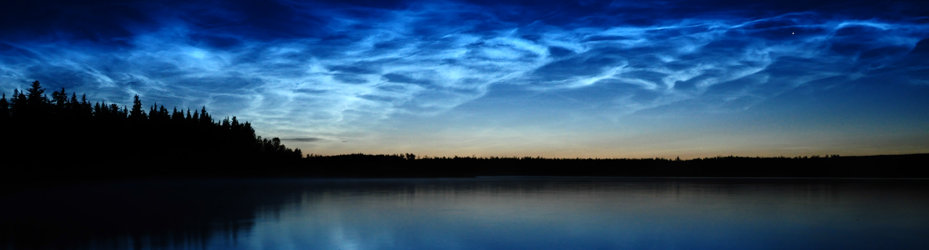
[281,137,323,142]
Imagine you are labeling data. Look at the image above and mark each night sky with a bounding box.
[2,0,928,158]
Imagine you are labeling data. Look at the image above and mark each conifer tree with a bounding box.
[0,94,9,122]
[200,106,211,125]
[52,88,67,107]
[25,81,45,104]
[130,95,146,120]
[9,90,22,117]
[69,93,79,111]
[172,107,182,120]
[222,117,230,129]
[80,94,91,116]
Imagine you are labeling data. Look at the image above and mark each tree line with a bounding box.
[1,81,302,184]
[298,153,929,178]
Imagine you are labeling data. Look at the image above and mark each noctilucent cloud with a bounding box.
[2,0,928,158]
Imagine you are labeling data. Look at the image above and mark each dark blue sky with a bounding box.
[2,0,928,157]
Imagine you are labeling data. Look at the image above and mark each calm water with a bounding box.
[2,178,929,250]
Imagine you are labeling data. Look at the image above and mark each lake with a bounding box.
[2,178,929,250]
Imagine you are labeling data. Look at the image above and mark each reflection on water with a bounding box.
[2,178,929,250]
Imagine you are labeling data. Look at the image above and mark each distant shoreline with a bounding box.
[4,152,928,196]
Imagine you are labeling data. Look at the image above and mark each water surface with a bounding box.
[2,178,928,250]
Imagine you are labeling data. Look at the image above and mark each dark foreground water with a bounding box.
[2,178,929,250]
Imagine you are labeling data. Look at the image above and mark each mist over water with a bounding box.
[2,178,929,250]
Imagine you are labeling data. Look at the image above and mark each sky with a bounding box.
[1,0,928,158]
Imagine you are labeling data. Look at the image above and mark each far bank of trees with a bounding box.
[297,153,929,178]
[0,81,302,180]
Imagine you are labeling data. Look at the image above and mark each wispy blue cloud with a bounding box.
[1,0,927,155]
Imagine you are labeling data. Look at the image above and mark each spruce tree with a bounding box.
[25,81,45,104]
[0,94,9,123]
[130,95,146,120]
[200,106,211,125]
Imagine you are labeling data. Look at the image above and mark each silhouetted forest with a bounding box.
[0,81,303,190]
[296,153,929,178]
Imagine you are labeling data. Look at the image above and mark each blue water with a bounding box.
[2,178,928,250]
